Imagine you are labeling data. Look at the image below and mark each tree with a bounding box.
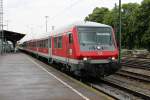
[84,0,150,51]
[136,0,150,50]
[85,7,109,23]
[121,3,140,49]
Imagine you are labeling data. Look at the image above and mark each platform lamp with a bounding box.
[118,0,122,63]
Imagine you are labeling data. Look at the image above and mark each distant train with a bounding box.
[19,21,121,77]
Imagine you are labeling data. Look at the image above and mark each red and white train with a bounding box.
[20,21,120,77]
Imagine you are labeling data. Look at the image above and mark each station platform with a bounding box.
[0,53,113,100]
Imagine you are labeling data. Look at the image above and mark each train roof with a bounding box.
[19,21,111,43]
[72,21,111,27]
[51,21,111,36]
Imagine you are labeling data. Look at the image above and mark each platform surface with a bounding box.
[0,53,112,100]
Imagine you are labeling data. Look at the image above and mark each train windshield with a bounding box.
[78,27,115,51]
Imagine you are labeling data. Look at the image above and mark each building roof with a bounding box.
[1,30,25,43]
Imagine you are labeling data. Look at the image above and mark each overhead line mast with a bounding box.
[0,0,4,54]
[119,0,122,63]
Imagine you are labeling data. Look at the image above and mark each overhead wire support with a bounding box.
[0,0,4,55]
[45,16,49,32]
[119,0,122,63]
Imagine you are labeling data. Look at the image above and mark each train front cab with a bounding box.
[67,26,121,77]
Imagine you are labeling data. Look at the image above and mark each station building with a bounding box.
[0,30,25,54]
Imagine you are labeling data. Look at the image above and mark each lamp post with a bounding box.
[119,0,122,63]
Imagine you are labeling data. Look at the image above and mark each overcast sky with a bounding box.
[3,0,143,34]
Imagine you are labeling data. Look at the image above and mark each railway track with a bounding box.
[43,57,150,100]
[123,55,150,59]
[103,75,150,99]
[26,53,150,100]
[88,82,138,100]
[48,58,150,100]
[116,69,150,82]
[84,56,150,100]
[86,74,150,100]
[81,65,150,100]
[121,57,150,70]
[44,60,150,99]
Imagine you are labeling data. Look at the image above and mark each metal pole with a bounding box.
[6,20,8,30]
[119,0,122,63]
[0,0,4,55]
[45,16,48,32]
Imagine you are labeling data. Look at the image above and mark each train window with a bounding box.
[58,36,62,48]
[33,42,34,47]
[31,42,33,47]
[49,38,51,48]
[34,42,36,47]
[41,41,43,48]
[30,42,32,47]
[32,42,34,47]
[37,41,39,47]
[40,41,42,47]
[42,40,44,48]
[69,33,73,44]
[45,39,48,48]
[39,41,41,47]
[43,40,45,48]
[38,41,40,47]
[40,41,42,48]
[54,37,57,48]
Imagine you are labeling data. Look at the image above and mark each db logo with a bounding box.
[98,52,103,55]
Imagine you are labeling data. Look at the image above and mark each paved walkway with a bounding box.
[0,53,87,100]
[0,53,113,100]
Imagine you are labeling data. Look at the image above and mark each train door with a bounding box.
[48,37,53,63]
[36,40,39,57]
[66,32,73,64]
[48,37,51,56]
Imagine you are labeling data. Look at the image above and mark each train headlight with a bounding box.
[112,57,116,60]
[97,46,101,50]
[83,57,87,61]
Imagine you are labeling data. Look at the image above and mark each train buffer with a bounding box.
[0,53,113,100]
